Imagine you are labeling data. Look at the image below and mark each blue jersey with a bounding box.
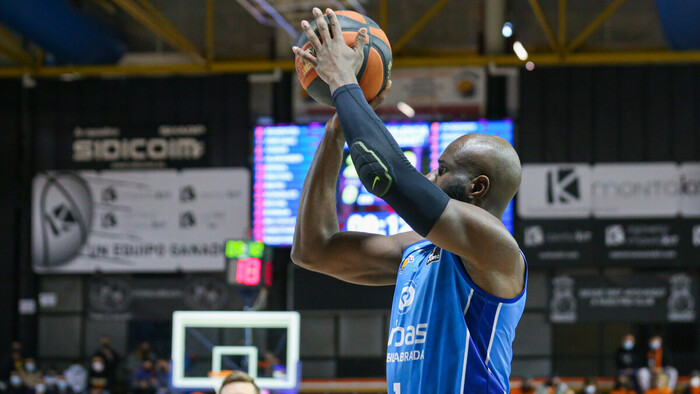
[386,240,527,394]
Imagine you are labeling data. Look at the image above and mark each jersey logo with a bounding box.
[426,247,441,265]
[372,176,381,191]
[398,281,416,314]
[399,255,414,272]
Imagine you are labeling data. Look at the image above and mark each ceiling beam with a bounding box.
[2,50,700,78]
[527,0,559,52]
[393,0,454,54]
[110,0,204,64]
[0,25,34,67]
[568,0,627,53]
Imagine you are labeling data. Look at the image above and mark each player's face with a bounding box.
[220,382,257,394]
[427,148,474,204]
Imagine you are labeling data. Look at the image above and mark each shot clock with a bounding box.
[224,240,272,288]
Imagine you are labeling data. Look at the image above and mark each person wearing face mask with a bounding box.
[87,356,108,393]
[637,335,678,393]
[18,359,42,390]
[683,370,700,394]
[7,371,28,394]
[34,380,48,394]
[581,377,598,394]
[47,375,74,394]
[62,360,87,394]
[91,337,120,394]
[616,334,643,392]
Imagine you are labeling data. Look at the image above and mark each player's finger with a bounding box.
[313,7,331,43]
[326,9,343,40]
[301,20,322,51]
[354,28,367,54]
[292,46,318,67]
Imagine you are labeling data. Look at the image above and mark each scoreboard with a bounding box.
[253,120,514,246]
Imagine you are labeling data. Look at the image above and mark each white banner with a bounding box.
[519,163,697,219]
[32,168,250,273]
[518,164,592,218]
[592,163,679,218]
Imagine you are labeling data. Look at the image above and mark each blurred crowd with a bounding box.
[1,339,171,394]
[514,334,699,394]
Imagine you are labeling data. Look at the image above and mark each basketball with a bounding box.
[294,10,392,107]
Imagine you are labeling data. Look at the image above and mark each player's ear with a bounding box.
[469,175,490,200]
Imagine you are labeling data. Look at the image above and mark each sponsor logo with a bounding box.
[180,212,196,228]
[400,255,414,272]
[605,225,626,246]
[180,185,196,202]
[397,281,416,314]
[426,247,441,265]
[524,225,545,247]
[387,323,428,347]
[546,168,580,204]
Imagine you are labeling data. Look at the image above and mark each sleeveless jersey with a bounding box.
[386,240,527,394]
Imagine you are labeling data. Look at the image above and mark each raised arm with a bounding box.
[290,84,422,286]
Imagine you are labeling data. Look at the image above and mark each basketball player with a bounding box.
[291,8,526,393]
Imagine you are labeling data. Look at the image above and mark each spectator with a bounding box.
[7,371,28,394]
[637,335,678,392]
[645,372,672,394]
[63,360,87,394]
[34,380,47,394]
[92,337,120,393]
[535,374,568,394]
[130,360,155,392]
[581,378,598,394]
[87,356,108,393]
[610,374,635,394]
[616,334,642,377]
[153,359,169,394]
[126,343,156,373]
[47,376,74,394]
[219,371,259,394]
[43,367,59,392]
[683,370,700,394]
[18,359,42,390]
[4,342,25,380]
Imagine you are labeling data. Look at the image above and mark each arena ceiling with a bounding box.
[0,0,699,77]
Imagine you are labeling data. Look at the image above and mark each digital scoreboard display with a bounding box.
[224,240,272,287]
[253,120,514,246]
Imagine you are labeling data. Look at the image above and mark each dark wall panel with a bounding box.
[0,79,21,378]
[520,65,700,163]
[33,75,250,171]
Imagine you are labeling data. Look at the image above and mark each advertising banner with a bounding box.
[550,274,697,323]
[60,124,209,169]
[680,163,700,217]
[518,164,592,218]
[32,168,249,273]
[517,220,593,267]
[86,275,239,320]
[594,220,685,266]
[591,163,679,218]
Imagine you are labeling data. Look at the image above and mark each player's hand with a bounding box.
[369,80,391,110]
[292,8,365,94]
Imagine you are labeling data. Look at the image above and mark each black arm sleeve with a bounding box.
[332,84,450,236]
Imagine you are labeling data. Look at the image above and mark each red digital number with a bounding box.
[236,257,261,286]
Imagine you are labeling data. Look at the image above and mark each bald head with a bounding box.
[436,133,521,217]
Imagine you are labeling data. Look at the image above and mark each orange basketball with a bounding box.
[295,10,392,107]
